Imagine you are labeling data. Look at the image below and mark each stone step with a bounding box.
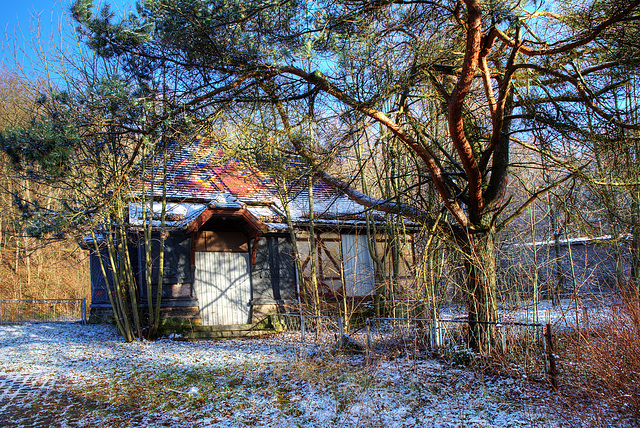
[192,324,258,332]
[181,328,277,340]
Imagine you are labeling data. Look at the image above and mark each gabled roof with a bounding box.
[134,138,379,226]
[139,137,279,204]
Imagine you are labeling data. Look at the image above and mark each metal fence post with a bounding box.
[0,300,3,325]
[338,316,344,339]
[300,315,306,343]
[366,318,371,350]
[432,315,441,350]
[82,298,87,324]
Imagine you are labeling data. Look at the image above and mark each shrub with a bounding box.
[563,292,640,425]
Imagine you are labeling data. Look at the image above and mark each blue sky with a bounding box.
[1,0,136,71]
[2,0,68,34]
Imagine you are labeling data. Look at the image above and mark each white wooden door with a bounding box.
[194,252,251,325]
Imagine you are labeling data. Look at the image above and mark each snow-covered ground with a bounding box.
[0,322,574,427]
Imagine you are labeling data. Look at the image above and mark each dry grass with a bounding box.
[559,293,640,426]
[0,240,89,300]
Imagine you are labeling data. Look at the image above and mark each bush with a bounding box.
[563,292,640,425]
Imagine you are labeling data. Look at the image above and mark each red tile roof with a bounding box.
[134,138,373,222]
[138,139,280,204]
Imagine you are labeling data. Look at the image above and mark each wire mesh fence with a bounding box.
[0,299,87,324]
[274,313,345,357]
[276,312,556,383]
[364,317,553,382]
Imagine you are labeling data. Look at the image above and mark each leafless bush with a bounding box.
[560,293,640,425]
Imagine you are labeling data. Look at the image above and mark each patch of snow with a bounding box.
[128,201,208,228]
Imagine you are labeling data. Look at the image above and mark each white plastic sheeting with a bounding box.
[341,234,375,296]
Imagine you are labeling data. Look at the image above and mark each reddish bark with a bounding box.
[447,0,484,221]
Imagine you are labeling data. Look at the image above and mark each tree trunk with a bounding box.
[307,176,320,317]
[612,224,627,291]
[530,207,539,325]
[462,228,498,354]
[551,211,563,305]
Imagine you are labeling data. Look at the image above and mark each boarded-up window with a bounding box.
[90,241,139,303]
[297,231,345,294]
[373,234,415,290]
[138,232,193,300]
[318,233,344,293]
[296,229,414,297]
[296,231,312,276]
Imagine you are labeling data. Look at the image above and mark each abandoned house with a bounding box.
[86,138,416,326]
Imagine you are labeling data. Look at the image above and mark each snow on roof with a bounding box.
[245,205,282,222]
[505,234,627,249]
[285,180,373,221]
[128,202,208,229]
[264,222,289,232]
[209,192,243,209]
[79,233,108,249]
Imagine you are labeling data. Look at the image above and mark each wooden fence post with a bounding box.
[545,323,558,388]
[366,318,371,350]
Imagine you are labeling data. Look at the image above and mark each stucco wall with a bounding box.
[498,239,630,295]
